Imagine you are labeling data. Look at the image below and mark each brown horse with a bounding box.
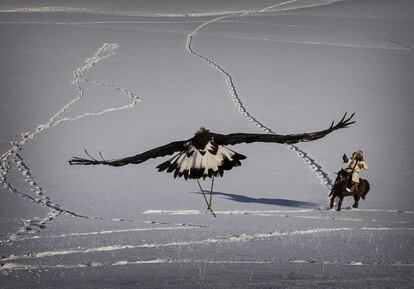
[329,169,370,211]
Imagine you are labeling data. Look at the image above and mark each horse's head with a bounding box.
[330,169,350,198]
[332,169,350,194]
[334,169,349,184]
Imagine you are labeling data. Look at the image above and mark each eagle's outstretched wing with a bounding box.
[211,113,355,146]
[69,140,189,167]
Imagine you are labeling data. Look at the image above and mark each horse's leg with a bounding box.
[337,195,344,211]
[352,195,359,208]
[352,182,362,208]
[330,191,336,209]
[360,180,368,200]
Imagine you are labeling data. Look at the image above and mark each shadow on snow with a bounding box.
[191,191,320,208]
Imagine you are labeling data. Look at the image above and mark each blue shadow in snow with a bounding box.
[192,191,320,209]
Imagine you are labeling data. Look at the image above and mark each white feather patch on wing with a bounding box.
[177,147,195,173]
[170,142,238,177]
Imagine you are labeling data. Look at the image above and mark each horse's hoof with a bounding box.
[336,208,341,211]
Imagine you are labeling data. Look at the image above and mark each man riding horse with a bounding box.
[343,150,368,193]
[329,150,370,210]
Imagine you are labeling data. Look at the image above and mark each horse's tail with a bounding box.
[361,179,370,200]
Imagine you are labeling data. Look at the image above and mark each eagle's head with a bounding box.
[195,127,209,134]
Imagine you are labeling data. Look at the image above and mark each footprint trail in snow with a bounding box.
[0,43,206,243]
[186,0,338,189]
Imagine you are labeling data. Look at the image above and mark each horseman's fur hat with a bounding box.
[352,150,364,159]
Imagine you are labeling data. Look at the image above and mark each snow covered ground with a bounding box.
[0,0,413,288]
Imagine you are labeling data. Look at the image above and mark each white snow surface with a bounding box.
[0,0,413,288]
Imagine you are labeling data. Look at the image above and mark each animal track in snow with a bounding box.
[143,209,413,225]
[1,226,412,262]
[0,43,123,241]
[1,258,412,272]
[196,31,412,51]
[1,154,204,242]
[0,226,196,244]
[0,258,414,272]
[0,43,206,243]
[0,43,121,166]
[185,0,371,190]
[52,79,142,124]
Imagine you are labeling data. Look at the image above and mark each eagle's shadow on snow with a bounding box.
[192,191,320,208]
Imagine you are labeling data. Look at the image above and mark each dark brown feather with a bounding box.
[69,140,188,167]
[211,113,355,146]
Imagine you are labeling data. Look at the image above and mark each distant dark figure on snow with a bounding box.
[69,113,355,217]
[329,150,370,211]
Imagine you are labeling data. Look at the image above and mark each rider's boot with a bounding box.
[346,181,356,192]
[347,182,357,193]
[346,179,353,192]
